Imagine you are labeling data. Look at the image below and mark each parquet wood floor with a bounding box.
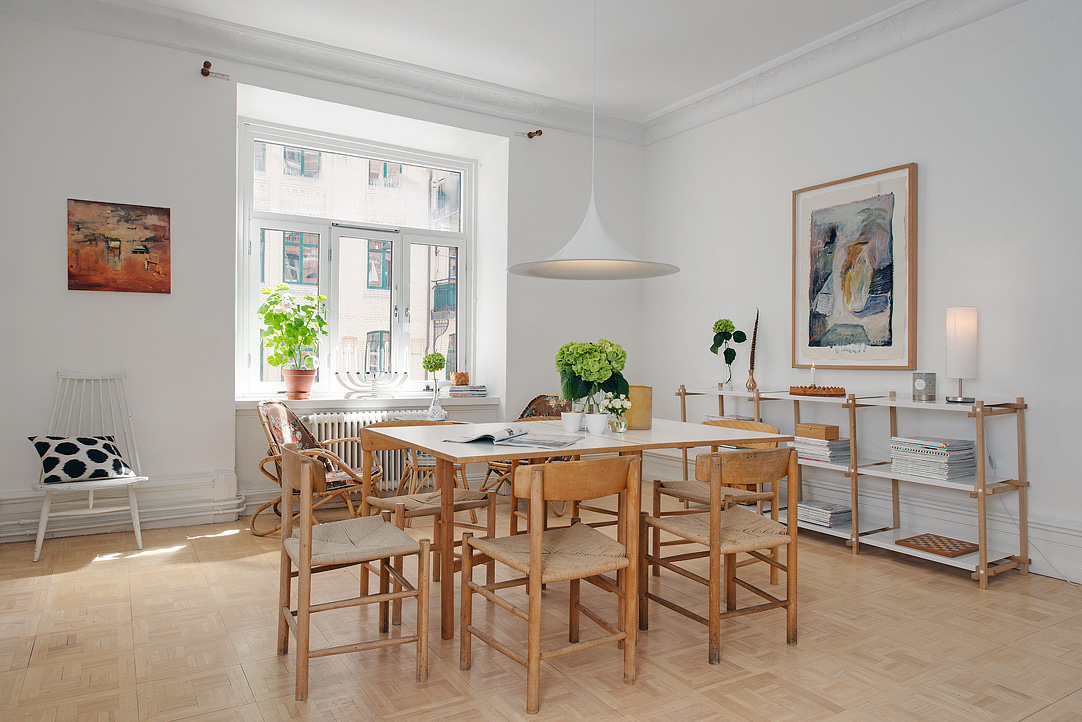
[1,495,1080,721]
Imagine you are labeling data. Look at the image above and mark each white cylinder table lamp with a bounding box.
[945,306,978,403]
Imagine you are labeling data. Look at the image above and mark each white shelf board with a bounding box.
[779,510,853,541]
[859,393,1019,411]
[857,527,1016,571]
[854,462,981,491]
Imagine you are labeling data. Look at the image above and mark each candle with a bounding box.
[810,363,817,386]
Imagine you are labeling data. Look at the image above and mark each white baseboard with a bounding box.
[642,450,1082,584]
[0,471,244,544]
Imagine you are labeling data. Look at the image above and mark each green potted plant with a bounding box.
[554,339,629,433]
[257,284,328,399]
[709,318,747,388]
[422,351,447,419]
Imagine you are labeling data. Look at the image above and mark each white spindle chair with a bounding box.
[32,372,147,561]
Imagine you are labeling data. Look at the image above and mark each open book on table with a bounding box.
[446,426,582,450]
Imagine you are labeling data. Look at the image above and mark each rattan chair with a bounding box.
[277,444,429,701]
[252,400,384,537]
[461,455,640,714]
[640,447,798,664]
[361,420,496,590]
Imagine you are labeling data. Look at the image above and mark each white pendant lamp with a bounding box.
[508,1,679,281]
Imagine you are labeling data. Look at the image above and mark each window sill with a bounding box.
[235,394,501,412]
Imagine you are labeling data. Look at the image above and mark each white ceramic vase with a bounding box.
[561,411,584,433]
[584,413,609,435]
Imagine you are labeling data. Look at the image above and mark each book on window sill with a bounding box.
[445,427,582,450]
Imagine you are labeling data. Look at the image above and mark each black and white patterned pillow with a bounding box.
[27,435,137,484]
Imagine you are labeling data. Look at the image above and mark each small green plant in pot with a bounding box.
[257,284,328,398]
[422,352,447,419]
[709,318,747,387]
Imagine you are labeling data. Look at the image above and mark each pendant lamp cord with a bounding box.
[591,0,596,194]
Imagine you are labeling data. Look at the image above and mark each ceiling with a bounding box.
[130,0,910,121]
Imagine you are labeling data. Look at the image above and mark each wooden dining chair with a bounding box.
[277,444,429,701]
[639,447,798,664]
[461,455,640,715]
[360,420,496,591]
[651,418,782,579]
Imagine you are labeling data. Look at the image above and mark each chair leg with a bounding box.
[651,482,662,576]
[624,532,638,685]
[725,553,737,612]
[295,555,312,700]
[458,467,479,524]
[568,578,580,643]
[459,533,474,671]
[432,513,442,583]
[485,492,496,585]
[392,503,406,626]
[638,513,650,631]
[249,497,284,537]
[379,557,390,634]
[33,490,53,562]
[708,536,722,665]
[128,485,143,550]
[786,539,798,645]
[277,548,292,656]
[417,539,430,682]
[526,565,543,715]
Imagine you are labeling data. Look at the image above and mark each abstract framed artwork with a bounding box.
[792,163,916,370]
[67,199,171,293]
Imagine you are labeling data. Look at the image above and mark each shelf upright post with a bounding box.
[752,389,761,423]
[845,393,860,554]
[887,392,901,530]
[1015,397,1030,575]
[974,400,989,589]
[791,396,804,504]
[716,382,725,417]
[677,384,690,481]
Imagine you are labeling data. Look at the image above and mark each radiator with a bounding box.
[303,409,427,493]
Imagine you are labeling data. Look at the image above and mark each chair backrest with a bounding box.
[280,443,327,543]
[47,372,142,474]
[513,415,562,423]
[514,455,637,502]
[702,419,780,449]
[360,419,463,452]
[695,447,793,488]
[257,400,323,455]
[517,394,571,420]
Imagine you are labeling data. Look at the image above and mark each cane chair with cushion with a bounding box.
[461,455,640,715]
[361,420,496,588]
[277,444,429,701]
[253,400,383,537]
[640,448,798,664]
[651,418,782,579]
[29,372,148,562]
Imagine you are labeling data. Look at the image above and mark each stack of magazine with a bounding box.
[890,437,977,480]
[793,437,850,464]
[796,500,852,528]
[447,385,488,397]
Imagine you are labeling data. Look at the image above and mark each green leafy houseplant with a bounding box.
[555,339,629,412]
[709,318,747,385]
[257,284,328,370]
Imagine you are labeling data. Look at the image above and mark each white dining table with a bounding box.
[361,417,793,639]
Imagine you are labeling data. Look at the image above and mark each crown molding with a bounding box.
[1,0,1026,147]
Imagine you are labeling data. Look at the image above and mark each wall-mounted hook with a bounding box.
[200,60,230,80]
[515,129,543,139]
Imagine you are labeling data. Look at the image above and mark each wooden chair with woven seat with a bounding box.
[360,420,496,592]
[480,394,571,496]
[461,455,640,715]
[650,418,783,580]
[639,447,798,664]
[277,444,430,701]
[398,446,479,524]
[253,400,384,537]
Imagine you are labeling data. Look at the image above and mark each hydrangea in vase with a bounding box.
[555,339,629,434]
[709,318,747,389]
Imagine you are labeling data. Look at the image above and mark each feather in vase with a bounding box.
[748,308,759,371]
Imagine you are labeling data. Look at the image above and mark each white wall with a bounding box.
[0,13,645,538]
[641,0,1082,579]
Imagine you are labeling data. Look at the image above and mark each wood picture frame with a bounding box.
[792,163,916,370]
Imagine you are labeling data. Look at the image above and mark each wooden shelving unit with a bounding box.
[675,384,1030,588]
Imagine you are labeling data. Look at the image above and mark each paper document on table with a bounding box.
[491,432,583,450]
[446,427,528,444]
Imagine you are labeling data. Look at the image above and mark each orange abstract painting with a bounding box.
[67,199,171,294]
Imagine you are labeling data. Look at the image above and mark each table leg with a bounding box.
[437,457,455,639]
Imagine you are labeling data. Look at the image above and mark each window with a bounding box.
[240,123,469,395]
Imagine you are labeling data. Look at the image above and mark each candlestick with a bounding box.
[810,363,817,386]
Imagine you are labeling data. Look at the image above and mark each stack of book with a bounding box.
[796,500,852,528]
[447,385,488,397]
[793,436,850,464]
[890,437,977,480]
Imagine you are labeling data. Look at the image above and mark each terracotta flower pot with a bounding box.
[282,369,317,399]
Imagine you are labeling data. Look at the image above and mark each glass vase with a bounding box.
[611,416,629,433]
[426,380,447,420]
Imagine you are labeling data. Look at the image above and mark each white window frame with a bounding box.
[237,121,471,398]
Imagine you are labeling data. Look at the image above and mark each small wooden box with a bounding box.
[795,423,839,440]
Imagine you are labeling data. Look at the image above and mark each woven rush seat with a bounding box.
[644,505,789,552]
[657,480,772,506]
[365,489,491,519]
[283,514,419,566]
[469,520,628,583]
